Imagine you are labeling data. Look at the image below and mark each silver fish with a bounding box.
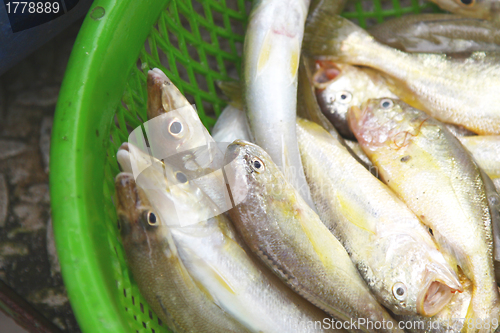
[427,0,500,22]
[242,0,317,210]
[311,60,396,139]
[349,98,500,329]
[480,170,500,264]
[369,14,500,53]
[133,69,222,173]
[117,145,337,333]
[296,118,461,316]
[115,173,250,333]
[225,140,402,333]
[303,10,500,135]
[297,56,374,172]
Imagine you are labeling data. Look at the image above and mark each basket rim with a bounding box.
[49,0,168,331]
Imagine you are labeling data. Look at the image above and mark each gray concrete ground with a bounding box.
[0,311,28,333]
[0,19,83,333]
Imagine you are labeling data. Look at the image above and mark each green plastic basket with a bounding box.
[50,0,441,332]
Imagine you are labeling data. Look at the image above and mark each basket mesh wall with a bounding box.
[101,0,440,332]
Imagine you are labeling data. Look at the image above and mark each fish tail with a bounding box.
[303,7,373,62]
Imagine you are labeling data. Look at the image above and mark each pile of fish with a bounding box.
[114,0,500,332]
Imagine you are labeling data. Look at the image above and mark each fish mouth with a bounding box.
[417,268,462,316]
[117,142,160,177]
[115,173,141,214]
[312,60,341,90]
[147,68,169,89]
[347,102,385,146]
[115,173,154,234]
[223,141,252,206]
[117,143,132,173]
[224,139,255,161]
[348,105,363,123]
[147,69,169,118]
[223,140,247,166]
[148,68,189,117]
[347,105,366,135]
[349,97,374,122]
[119,142,130,152]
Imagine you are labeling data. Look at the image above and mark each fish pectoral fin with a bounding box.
[193,262,237,301]
[335,192,377,234]
[289,38,300,82]
[257,30,273,75]
[191,277,217,303]
[257,28,300,84]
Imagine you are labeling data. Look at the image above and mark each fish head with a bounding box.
[372,232,462,316]
[115,172,164,247]
[138,105,217,168]
[118,142,223,227]
[147,68,167,119]
[145,69,216,165]
[416,262,463,316]
[429,0,500,20]
[348,98,429,152]
[313,61,356,138]
[143,69,219,168]
[314,64,397,140]
[151,109,199,151]
[117,141,151,174]
[147,68,191,119]
[117,142,168,190]
[224,140,289,207]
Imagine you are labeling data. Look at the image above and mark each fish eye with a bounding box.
[459,0,474,5]
[168,120,184,136]
[392,282,407,301]
[380,99,394,109]
[336,91,352,104]
[489,194,500,207]
[250,157,265,173]
[147,211,158,226]
[175,172,188,183]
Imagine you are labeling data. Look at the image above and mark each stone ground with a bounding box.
[0,19,84,333]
